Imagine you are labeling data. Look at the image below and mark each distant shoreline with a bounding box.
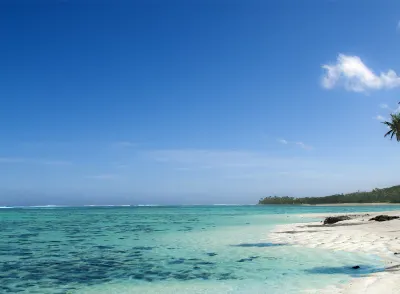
[301,203,399,206]
[258,185,400,205]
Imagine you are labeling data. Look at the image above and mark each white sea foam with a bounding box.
[30,205,65,208]
[3,205,69,209]
[134,204,161,207]
[83,204,132,207]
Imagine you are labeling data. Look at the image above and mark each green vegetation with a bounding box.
[258,185,400,205]
[383,112,400,141]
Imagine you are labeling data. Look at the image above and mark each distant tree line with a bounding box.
[258,185,400,205]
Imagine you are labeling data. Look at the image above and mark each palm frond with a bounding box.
[382,108,400,142]
[382,121,393,127]
[384,130,393,138]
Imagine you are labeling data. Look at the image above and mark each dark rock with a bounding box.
[369,215,399,222]
[323,216,351,225]
[352,266,360,269]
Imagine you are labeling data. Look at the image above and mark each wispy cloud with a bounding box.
[114,164,129,169]
[277,139,313,150]
[321,54,400,92]
[40,160,72,166]
[373,115,386,121]
[0,157,72,166]
[295,142,313,150]
[145,149,319,170]
[378,103,400,114]
[174,167,193,171]
[86,174,117,180]
[112,141,136,148]
[223,170,340,180]
[0,157,25,163]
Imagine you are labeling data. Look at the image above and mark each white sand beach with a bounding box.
[268,211,400,294]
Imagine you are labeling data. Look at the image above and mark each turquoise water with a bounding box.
[1,205,399,293]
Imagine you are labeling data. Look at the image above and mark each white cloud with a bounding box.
[321,54,400,92]
[373,115,386,121]
[380,103,389,109]
[295,142,313,150]
[277,139,288,144]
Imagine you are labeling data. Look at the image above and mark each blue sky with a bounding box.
[1,0,400,205]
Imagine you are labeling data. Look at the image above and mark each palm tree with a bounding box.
[382,112,400,141]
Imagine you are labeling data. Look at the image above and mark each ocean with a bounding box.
[1,205,399,293]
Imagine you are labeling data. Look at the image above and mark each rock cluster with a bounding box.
[369,215,399,222]
[323,216,351,225]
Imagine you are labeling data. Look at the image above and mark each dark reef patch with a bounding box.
[232,243,285,248]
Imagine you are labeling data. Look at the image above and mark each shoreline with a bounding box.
[301,203,400,206]
[268,210,400,293]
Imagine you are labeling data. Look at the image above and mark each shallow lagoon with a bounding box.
[2,205,399,293]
